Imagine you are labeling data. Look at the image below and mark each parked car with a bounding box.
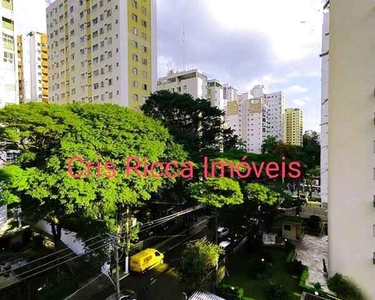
[219,240,231,252]
[119,289,137,300]
[217,226,229,238]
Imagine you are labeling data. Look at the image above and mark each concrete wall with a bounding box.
[328,1,375,298]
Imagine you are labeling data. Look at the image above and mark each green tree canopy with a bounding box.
[244,183,280,206]
[327,273,364,300]
[177,240,223,293]
[303,131,320,169]
[141,90,239,162]
[189,178,243,208]
[261,136,279,154]
[0,103,187,247]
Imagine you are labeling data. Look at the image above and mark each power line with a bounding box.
[0,235,109,287]
[0,242,112,290]
[1,233,104,275]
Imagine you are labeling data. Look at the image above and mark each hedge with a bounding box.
[298,267,338,300]
[286,249,296,263]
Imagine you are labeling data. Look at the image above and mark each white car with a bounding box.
[217,226,229,238]
[219,240,231,251]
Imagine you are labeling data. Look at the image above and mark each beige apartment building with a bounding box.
[47,0,156,108]
[328,0,375,298]
[285,108,303,146]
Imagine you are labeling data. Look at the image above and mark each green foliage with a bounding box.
[266,281,288,300]
[244,183,280,206]
[327,273,365,300]
[305,215,321,231]
[217,284,244,300]
[141,90,239,161]
[190,178,243,208]
[177,240,223,293]
[287,259,305,276]
[314,282,322,290]
[303,131,320,169]
[285,249,296,263]
[299,267,309,286]
[261,136,279,154]
[0,103,186,241]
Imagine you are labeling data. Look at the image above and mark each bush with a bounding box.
[288,259,305,276]
[217,284,244,300]
[306,215,321,231]
[266,281,288,300]
[314,282,321,290]
[299,267,309,286]
[285,249,296,263]
[327,273,364,300]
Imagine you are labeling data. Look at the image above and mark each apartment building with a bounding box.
[207,79,224,110]
[18,32,48,103]
[0,0,18,108]
[320,5,329,209]
[251,85,285,141]
[157,69,208,99]
[47,0,156,108]
[328,0,375,298]
[285,108,303,146]
[223,84,238,102]
[226,93,268,153]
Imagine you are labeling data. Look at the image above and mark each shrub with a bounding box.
[314,282,321,290]
[306,215,321,231]
[288,259,305,276]
[327,273,364,300]
[266,281,288,300]
[286,250,296,263]
[217,284,243,300]
[299,267,309,286]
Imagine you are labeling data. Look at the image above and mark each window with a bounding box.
[132,27,138,35]
[94,83,99,90]
[141,6,147,15]
[3,51,13,64]
[132,13,138,22]
[142,45,147,53]
[132,54,138,62]
[108,51,112,58]
[108,65,112,72]
[133,67,138,75]
[108,79,112,86]
[70,5,74,13]
[109,92,113,99]
[142,58,147,65]
[142,32,147,40]
[132,0,138,8]
[133,81,138,88]
[70,18,74,24]
[142,71,147,78]
[92,18,98,25]
[93,31,98,38]
[142,84,148,91]
[93,57,99,64]
[133,94,139,101]
[284,224,291,231]
[141,20,147,28]
[132,40,138,48]
[93,44,99,51]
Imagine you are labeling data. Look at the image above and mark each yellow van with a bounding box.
[130,248,164,274]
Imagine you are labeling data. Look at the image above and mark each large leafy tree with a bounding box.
[303,131,320,169]
[0,103,186,249]
[177,240,223,294]
[261,136,279,154]
[141,90,239,162]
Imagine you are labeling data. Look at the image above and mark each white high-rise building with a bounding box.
[250,85,285,141]
[207,79,224,110]
[157,69,208,99]
[0,0,18,108]
[47,0,157,108]
[226,92,268,153]
[320,6,329,209]
[223,83,238,101]
[328,0,375,298]
[18,32,48,103]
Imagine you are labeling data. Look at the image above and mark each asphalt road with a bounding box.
[91,218,213,300]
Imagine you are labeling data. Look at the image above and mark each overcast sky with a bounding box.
[16,0,324,132]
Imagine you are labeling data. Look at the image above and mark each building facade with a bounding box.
[207,79,224,110]
[157,69,208,99]
[328,0,375,298]
[18,32,48,103]
[223,83,238,102]
[226,92,268,153]
[0,0,18,108]
[47,0,156,108]
[251,85,285,141]
[285,108,303,146]
[320,5,329,209]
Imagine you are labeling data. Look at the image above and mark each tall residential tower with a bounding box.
[0,0,18,107]
[285,108,303,146]
[47,0,156,108]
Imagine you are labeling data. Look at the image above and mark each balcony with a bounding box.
[42,83,48,89]
[3,41,14,51]
[42,69,48,75]
[42,97,48,104]
[2,0,13,11]
[42,61,48,68]
[42,45,47,53]
[42,90,48,97]
[2,19,14,31]
[41,35,47,44]
[42,76,48,82]
[42,53,48,60]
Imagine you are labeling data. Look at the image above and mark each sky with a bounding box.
[16,0,324,132]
